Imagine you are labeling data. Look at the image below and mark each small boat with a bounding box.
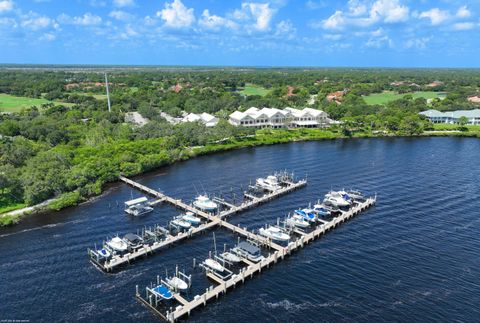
[294,209,316,222]
[193,195,218,211]
[256,175,280,191]
[171,217,192,229]
[313,204,331,217]
[151,284,173,300]
[324,191,351,207]
[286,214,310,228]
[232,241,264,263]
[123,233,144,250]
[345,189,364,200]
[166,276,189,291]
[259,226,290,242]
[220,251,241,263]
[182,211,201,225]
[204,258,225,272]
[97,248,111,258]
[106,237,128,252]
[124,197,154,216]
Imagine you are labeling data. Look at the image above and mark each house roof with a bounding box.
[419,109,480,118]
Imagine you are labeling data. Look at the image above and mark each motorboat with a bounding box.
[294,209,316,223]
[182,211,202,225]
[313,204,331,217]
[123,233,144,250]
[259,226,290,242]
[286,214,310,228]
[232,241,264,263]
[204,258,225,272]
[171,217,192,229]
[124,197,154,216]
[97,248,111,258]
[106,237,128,252]
[193,195,218,211]
[151,284,173,300]
[324,191,351,207]
[220,251,241,263]
[345,189,364,200]
[166,276,188,291]
[256,175,280,191]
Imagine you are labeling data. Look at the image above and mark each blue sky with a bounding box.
[0,0,479,67]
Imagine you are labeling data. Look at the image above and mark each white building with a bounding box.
[182,112,219,127]
[229,107,332,129]
[419,109,480,125]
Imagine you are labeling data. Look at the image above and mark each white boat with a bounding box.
[193,195,218,211]
[345,189,364,200]
[171,217,191,229]
[313,204,331,217]
[324,191,351,207]
[182,211,201,225]
[97,248,111,258]
[220,251,241,263]
[256,175,280,191]
[166,276,189,291]
[259,226,290,242]
[286,214,310,228]
[204,258,225,272]
[106,237,128,252]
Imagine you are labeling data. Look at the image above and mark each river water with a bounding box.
[1,137,480,322]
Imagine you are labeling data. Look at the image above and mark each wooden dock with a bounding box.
[90,175,306,272]
[137,197,376,322]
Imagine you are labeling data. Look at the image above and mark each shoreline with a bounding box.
[1,130,478,227]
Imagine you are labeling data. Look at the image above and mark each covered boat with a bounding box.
[123,233,144,250]
[232,241,264,262]
[294,209,316,222]
[220,251,241,263]
[151,284,173,300]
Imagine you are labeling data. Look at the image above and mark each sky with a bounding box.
[0,0,480,67]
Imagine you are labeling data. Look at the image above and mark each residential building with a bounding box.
[229,107,332,128]
[182,112,219,127]
[419,109,480,125]
[125,112,149,127]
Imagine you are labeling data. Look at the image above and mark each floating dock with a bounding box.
[137,197,376,322]
[89,174,307,272]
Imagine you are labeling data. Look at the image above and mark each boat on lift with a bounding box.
[204,258,225,272]
[171,217,192,229]
[259,226,290,242]
[193,195,218,211]
[123,233,144,250]
[97,248,111,258]
[313,204,331,217]
[182,211,202,225]
[166,276,189,291]
[286,214,310,228]
[106,236,128,252]
[294,209,316,222]
[220,251,241,263]
[324,191,351,207]
[232,241,264,262]
[124,197,154,216]
[151,284,173,300]
[344,189,364,200]
[256,175,281,191]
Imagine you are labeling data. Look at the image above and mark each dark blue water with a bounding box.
[1,137,480,322]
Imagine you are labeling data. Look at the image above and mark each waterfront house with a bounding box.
[182,112,219,127]
[419,109,480,125]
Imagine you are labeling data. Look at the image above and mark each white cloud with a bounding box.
[323,34,342,41]
[274,20,296,39]
[157,0,195,29]
[21,13,52,30]
[109,10,134,21]
[39,32,56,41]
[318,0,409,30]
[419,8,450,25]
[199,9,237,30]
[305,0,326,10]
[232,2,276,31]
[0,0,13,12]
[370,0,409,23]
[113,0,134,8]
[365,35,393,48]
[404,37,430,49]
[118,24,138,39]
[0,17,16,27]
[73,13,102,26]
[456,6,471,18]
[453,22,474,30]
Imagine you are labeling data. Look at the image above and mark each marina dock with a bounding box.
[89,174,307,272]
[137,197,376,322]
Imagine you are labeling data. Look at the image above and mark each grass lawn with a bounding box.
[0,203,26,215]
[0,94,75,112]
[364,91,447,105]
[239,83,271,97]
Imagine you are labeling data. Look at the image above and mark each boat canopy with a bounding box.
[237,241,261,256]
[124,233,142,243]
[125,197,148,206]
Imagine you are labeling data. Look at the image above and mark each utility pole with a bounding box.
[105,72,111,113]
